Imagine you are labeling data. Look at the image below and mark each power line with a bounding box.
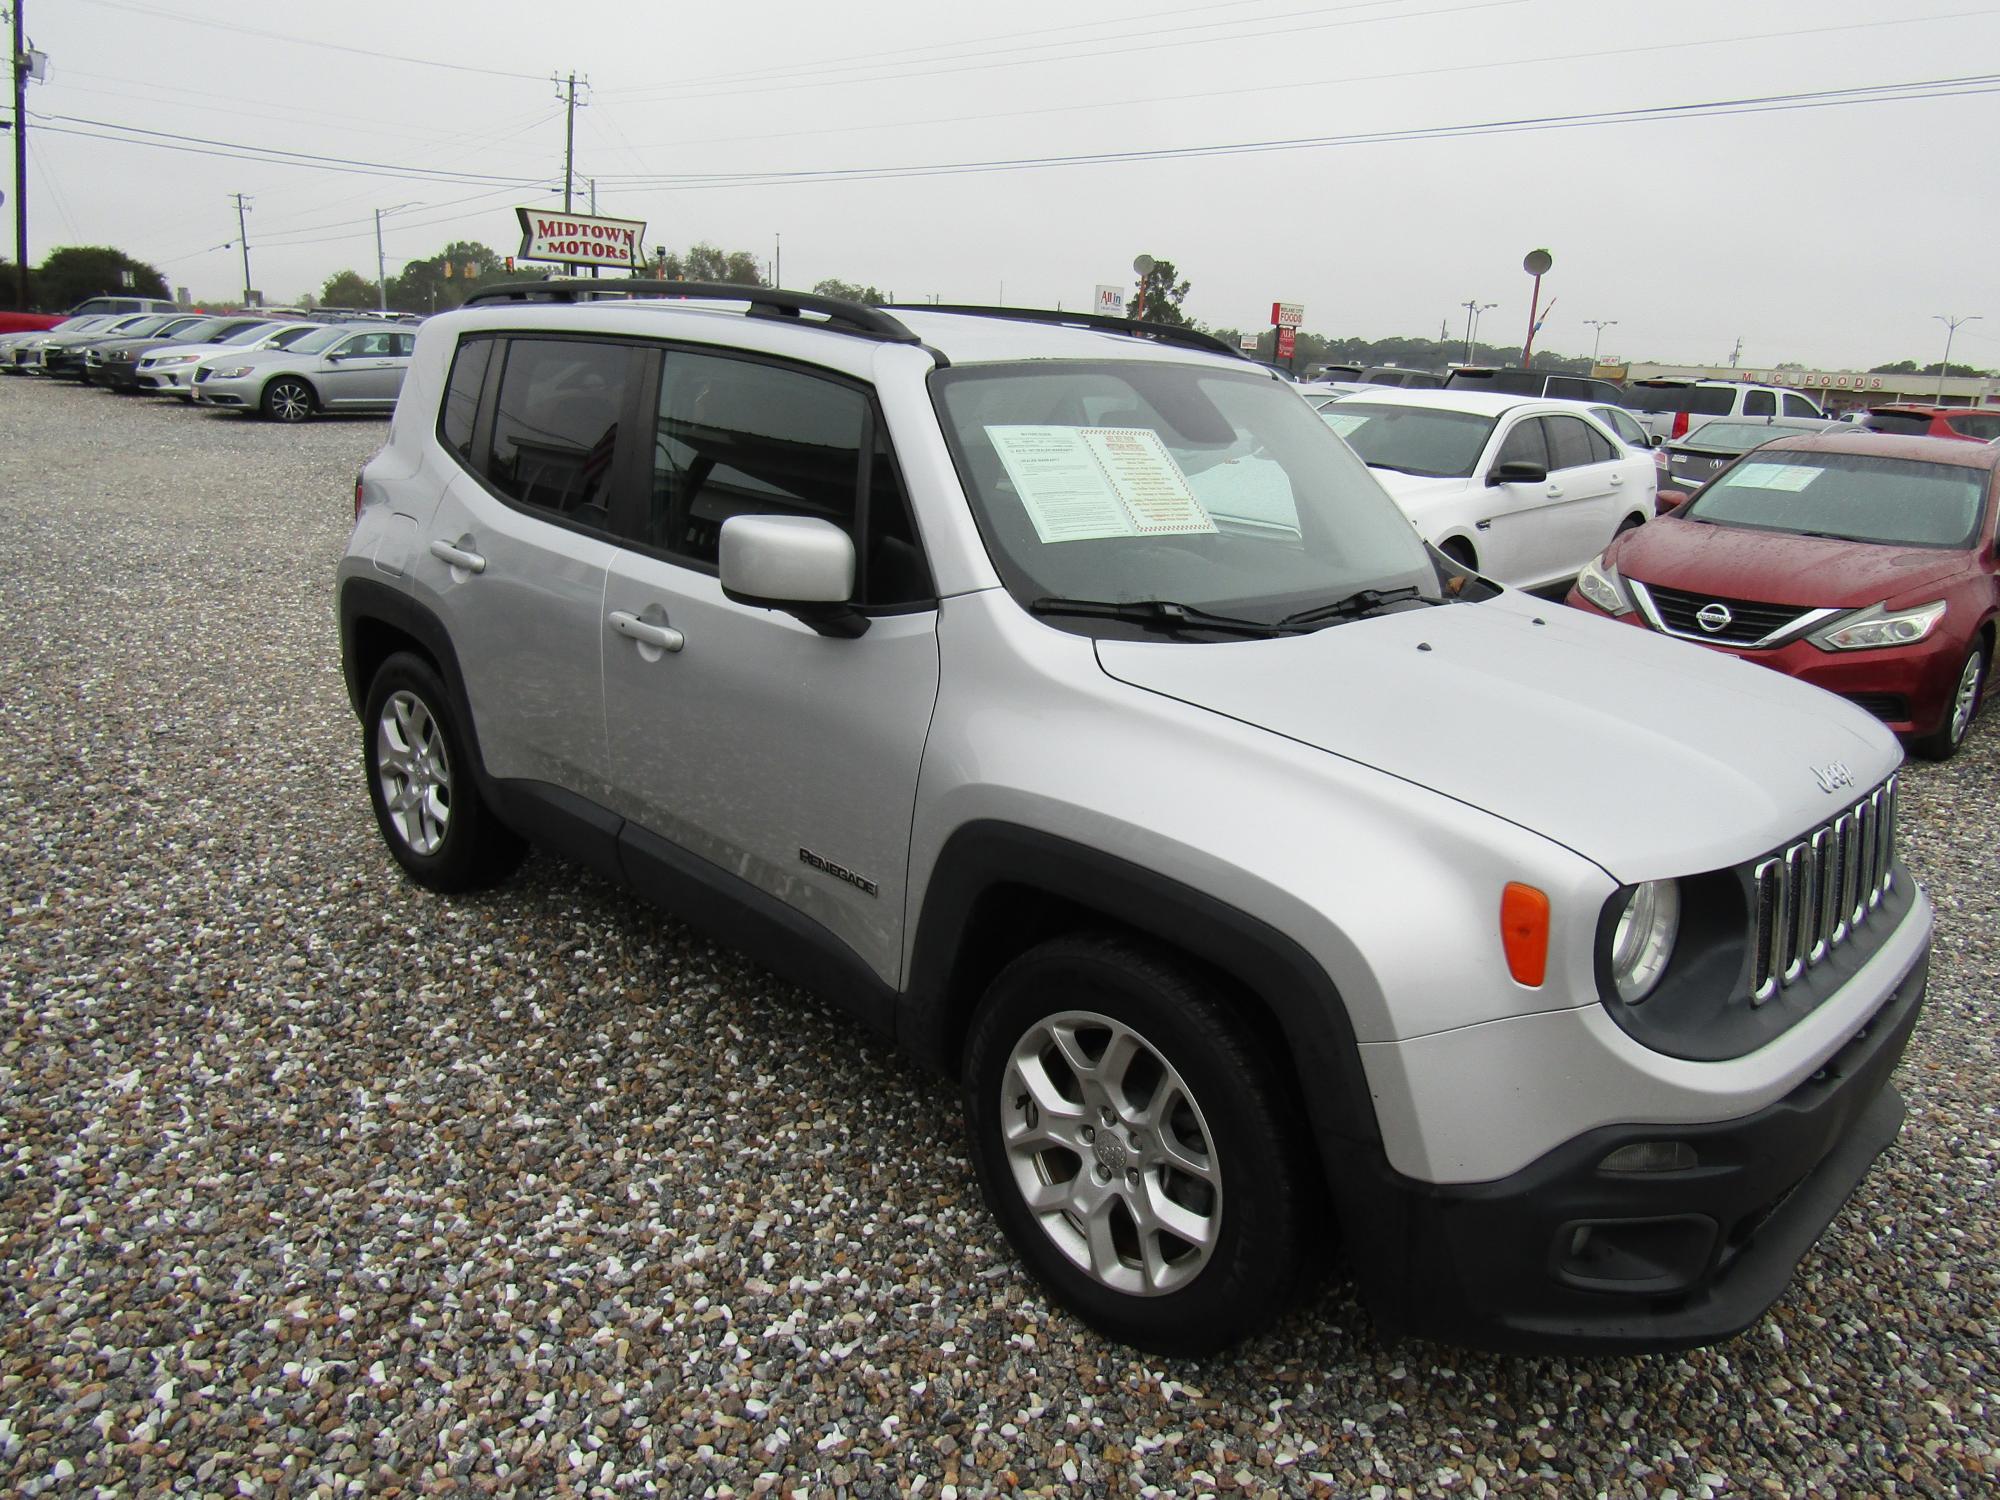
[595,0,1384,99]
[70,0,548,82]
[610,0,1516,104]
[590,73,2000,188]
[587,5,2000,161]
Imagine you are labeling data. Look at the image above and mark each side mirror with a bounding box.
[1655,489,1690,515]
[719,514,868,638]
[1488,459,1548,486]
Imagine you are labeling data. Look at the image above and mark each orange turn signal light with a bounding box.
[1500,882,1550,987]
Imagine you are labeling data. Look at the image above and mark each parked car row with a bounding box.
[0,310,417,421]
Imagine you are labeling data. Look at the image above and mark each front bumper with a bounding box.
[1565,595,1966,736]
[1341,941,1926,1353]
[191,373,256,408]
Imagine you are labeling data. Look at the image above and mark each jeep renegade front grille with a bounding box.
[1751,777,1896,1002]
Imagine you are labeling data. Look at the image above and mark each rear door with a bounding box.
[597,344,940,987]
[417,332,636,797]
[1536,414,1631,579]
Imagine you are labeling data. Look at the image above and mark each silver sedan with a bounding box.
[191,324,415,421]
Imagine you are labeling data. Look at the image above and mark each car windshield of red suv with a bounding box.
[1683,451,1986,548]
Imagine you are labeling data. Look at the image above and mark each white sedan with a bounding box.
[134,320,323,398]
[1318,389,1656,591]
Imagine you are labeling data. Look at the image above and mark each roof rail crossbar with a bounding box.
[881,303,1245,360]
[459,279,921,344]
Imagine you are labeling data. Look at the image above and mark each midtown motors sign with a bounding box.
[515,208,646,268]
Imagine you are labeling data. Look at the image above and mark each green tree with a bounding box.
[319,269,381,309]
[388,240,506,313]
[0,257,34,310]
[811,277,887,305]
[653,243,766,286]
[1872,357,1987,378]
[1126,259,1191,327]
[34,246,169,311]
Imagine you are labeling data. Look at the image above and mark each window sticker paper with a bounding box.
[1319,411,1369,438]
[986,426,1216,544]
[1731,462,1820,492]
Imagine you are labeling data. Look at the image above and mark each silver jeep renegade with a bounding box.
[337,283,1932,1355]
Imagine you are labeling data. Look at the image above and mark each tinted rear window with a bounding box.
[1445,369,1544,395]
[1627,384,1735,416]
[1864,410,1934,436]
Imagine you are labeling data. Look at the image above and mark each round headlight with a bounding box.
[1610,879,1679,1003]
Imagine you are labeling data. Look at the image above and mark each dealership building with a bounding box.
[1594,362,2000,412]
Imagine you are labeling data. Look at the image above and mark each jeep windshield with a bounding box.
[932,360,1440,635]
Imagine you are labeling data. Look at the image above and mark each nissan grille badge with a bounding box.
[1812,760,1855,795]
[1695,602,1733,634]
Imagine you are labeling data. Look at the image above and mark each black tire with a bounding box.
[262,376,317,423]
[1911,642,1987,761]
[962,934,1310,1356]
[361,652,525,892]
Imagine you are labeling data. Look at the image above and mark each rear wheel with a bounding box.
[1911,642,1987,761]
[262,377,316,423]
[962,934,1310,1355]
[362,652,525,891]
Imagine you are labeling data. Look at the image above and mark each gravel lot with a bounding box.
[1,376,1994,1498]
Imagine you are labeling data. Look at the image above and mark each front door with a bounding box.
[319,330,410,407]
[599,346,940,985]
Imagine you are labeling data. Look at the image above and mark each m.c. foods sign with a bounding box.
[515,208,646,268]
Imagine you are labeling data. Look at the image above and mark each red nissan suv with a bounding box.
[1566,432,1999,759]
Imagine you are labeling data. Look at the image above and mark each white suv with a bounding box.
[1627,378,1828,444]
[337,284,1932,1356]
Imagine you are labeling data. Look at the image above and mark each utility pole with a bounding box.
[1584,318,1618,366]
[1934,314,1982,402]
[1726,335,1744,367]
[555,72,587,214]
[11,0,29,310]
[774,232,781,289]
[232,192,253,307]
[374,207,389,311]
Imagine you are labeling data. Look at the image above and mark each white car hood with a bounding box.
[1095,591,1901,883]
[1365,468,1476,524]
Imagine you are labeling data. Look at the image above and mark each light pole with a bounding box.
[1584,318,1618,367]
[374,202,421,311]
[1520,248,1553,365]
[1461,300,1496,363]
[1934,314,1981,402]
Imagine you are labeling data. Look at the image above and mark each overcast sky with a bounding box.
[18,0,2000,369]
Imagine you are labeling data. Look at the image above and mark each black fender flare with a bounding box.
[902,819,1382,1153]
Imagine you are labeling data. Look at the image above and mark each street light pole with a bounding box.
[11,0,29,310]
[1461,299,1495,363]
[1934,314,1981,402]
[1585,318,1618,366]
[373,202,420,311]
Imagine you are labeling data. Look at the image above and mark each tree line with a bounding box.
[8,241,1988,378]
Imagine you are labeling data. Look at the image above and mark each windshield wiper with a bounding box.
[1276,585,1433,629]
[1028,596,1289,638]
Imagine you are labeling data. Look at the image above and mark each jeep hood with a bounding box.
[1094,592,1901,883]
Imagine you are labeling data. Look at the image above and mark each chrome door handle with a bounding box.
[429,539,486,573]
[1545,485,1564,498]
[609,610,685,652]
[1609,474,1624,486]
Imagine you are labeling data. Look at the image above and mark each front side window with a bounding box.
[487,337,637,526]
[1543,415,1598,471]
[933,361,1437,630]
[1495,416,1549,470]
[1321,401,1495,478]
[1684,452,1989,548]
[1948,412,2000,441]
[1781,393,1820,418]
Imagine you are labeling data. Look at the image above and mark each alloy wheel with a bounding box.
[1950,650,1984,744]
[999,1010,1222,1297]
[267,380,313,422]
[375,691,451,855]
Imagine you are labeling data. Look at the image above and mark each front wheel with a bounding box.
[262,377,316,423]
[962,935,1311,1355]
[361,652,525,891]
[1911,643,1987,761]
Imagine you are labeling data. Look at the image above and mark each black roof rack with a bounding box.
[458,279,921,344]
[881,304,1245,360]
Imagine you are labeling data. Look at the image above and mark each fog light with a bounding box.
[1598,1140,1699,1173]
